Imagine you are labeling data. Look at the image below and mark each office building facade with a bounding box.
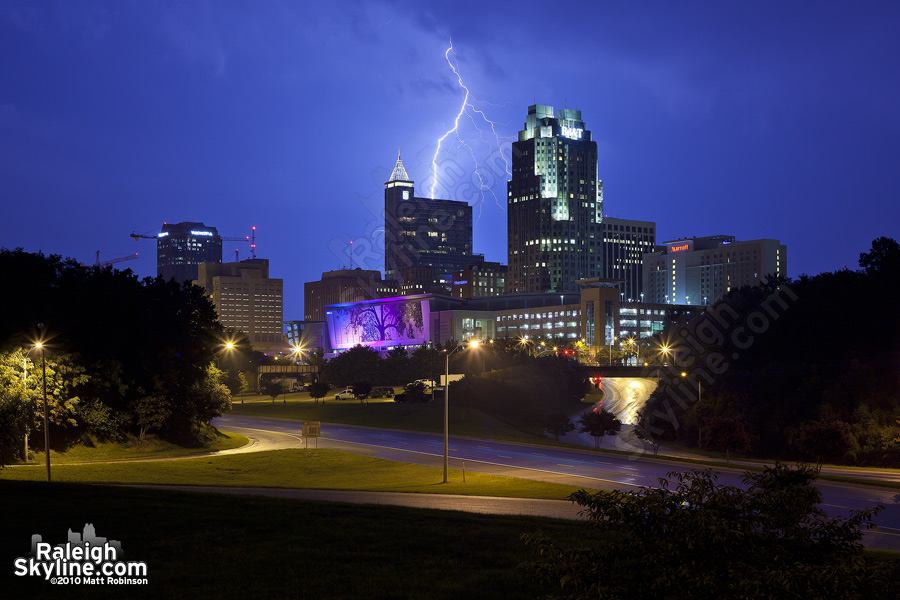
[451,261,508,299]
[507,104,604,294]
[304,268,399,322]
[644,236,787,306]
[601,217,656,302]
[157,221,222,283]
[194,259,285,353]
[384,155,478,290]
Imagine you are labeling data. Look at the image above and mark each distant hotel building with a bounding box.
[601,217,656,302]
[643,236,787,306]
[384,155,480,293]
[451,261,508,299]
[157,221,222,283]
[194,259,285,352]
[304,268,398,322]
[507,104,603,294]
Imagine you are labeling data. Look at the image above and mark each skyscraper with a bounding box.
[156,221,222,283]
[507,105,603,294]
[601,217,656,302]
[384,154,479,292]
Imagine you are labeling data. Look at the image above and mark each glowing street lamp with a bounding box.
[443,340,478,483]
[33,326,50,483]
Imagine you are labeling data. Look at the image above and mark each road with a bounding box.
[215,414,900,550]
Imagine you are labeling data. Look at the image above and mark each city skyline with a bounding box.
[1,1,898,318]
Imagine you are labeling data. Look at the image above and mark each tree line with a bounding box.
[0,249,232,463]
[640,237,900,467]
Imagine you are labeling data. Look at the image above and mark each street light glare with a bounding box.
[469,340,480,349]
[34,342,43,349]
[225,342,234,349]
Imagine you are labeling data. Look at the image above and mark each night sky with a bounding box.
[2,1,898,318]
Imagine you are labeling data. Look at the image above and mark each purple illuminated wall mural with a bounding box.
[327,299,430,350]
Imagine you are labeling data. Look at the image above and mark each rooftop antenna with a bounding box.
[250,226,257,259]
[349,239,354,270]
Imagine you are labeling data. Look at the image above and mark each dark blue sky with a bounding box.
[2,1,898,317]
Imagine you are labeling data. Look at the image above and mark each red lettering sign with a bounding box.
[671,244,689,252]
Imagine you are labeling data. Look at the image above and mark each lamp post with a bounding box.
[658,345,671,381]
[609,336,617,365]
[35,325,50,483]
[443,340,478,483]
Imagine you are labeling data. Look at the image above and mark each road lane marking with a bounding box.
[318,436,646,489]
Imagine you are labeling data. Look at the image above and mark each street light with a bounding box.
[33,326,50,483]
[443,340,477,483]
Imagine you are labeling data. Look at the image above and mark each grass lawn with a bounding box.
[232,392,555,444]
[34,429,249,464]
[1,479,592,599]
[0,448,596,499]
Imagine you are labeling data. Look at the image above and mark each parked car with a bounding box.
[369,386,394,398]
[334,386,355,401]
[409,379,436,388]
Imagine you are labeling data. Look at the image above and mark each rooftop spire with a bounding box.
[389,153,410,182]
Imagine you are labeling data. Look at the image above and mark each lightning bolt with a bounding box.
[430,39,512,222]
[430,39,469,200]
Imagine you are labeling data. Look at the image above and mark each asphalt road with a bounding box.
[215,414,900,550]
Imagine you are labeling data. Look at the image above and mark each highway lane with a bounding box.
[215,414,900,549]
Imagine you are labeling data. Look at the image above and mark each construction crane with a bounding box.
[130,226,257,259]
[85,251,139,268]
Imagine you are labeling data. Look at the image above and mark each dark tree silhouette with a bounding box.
[578,409,622,449]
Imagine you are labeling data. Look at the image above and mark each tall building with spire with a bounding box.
[507,105,603,294]
[384,154,480,293]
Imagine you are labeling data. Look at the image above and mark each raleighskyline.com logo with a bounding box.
[13,523,148,586]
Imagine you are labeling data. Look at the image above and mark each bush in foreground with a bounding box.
[522,465,898,599]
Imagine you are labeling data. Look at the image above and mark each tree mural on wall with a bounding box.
[342,300,425,343]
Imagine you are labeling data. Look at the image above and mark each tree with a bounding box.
[795,419,855,471]
[322,345,381,386]
[521,465,895,599]
[402,381,428,404]
[701,416,750,463]
[352,380,373,405]
[236,372,250,401]
[578,408,622,449]
[634,424,661,456]
[307,380,330,406]
[134,395,170,440]
[382,346,411,385]
[859,236,900,274]
[545,412,575,441]
[262,379,282,403]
